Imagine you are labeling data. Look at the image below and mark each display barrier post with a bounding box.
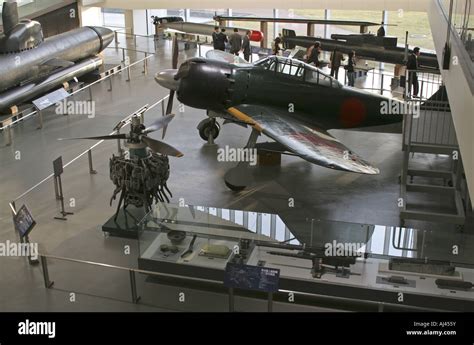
[40,256,54,288]
[53,156,74,221]
[5,125,12,146]
[53,175,60,200]
[143,53,148,75]
[24,235,39,265]
[267,292,273,312]
[88,149,97,174]
[228,287,235,312]
[36,109,43,129]
[129,270,141,303]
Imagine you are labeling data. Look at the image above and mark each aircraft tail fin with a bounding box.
[282,28,296,49]
[2,1,19,34]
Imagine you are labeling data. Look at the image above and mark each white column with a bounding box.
[273,9,279,38]
[79,6,103,27]
[382,10,388,35]
[324,9,331,38]
[124,9,133,35]
[227,8,232,27]
[132,10,147,36]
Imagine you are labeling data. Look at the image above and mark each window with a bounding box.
[304,64,342,88]
[256,57,277,71]
[277,60,305,77]
[257,56,342,87]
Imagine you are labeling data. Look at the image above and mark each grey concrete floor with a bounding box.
[0,37,472,312]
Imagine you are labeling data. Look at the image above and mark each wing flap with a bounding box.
[227,104,379,175]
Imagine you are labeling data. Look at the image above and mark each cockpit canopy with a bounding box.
[255,56,342,88]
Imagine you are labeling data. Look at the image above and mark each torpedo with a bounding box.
[0,1,114,112]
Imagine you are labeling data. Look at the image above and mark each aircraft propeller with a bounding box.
[58,113,183,157]
[161,35,179,139]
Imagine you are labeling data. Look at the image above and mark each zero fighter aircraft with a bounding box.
[155,48,406,190]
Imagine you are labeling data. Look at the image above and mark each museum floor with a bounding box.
[0,37,472,312]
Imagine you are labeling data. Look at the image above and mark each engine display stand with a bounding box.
[102,206,148,239]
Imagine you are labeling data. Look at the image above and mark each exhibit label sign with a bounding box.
[224,263,280,293]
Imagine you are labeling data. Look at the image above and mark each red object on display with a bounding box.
[249,30,264,42]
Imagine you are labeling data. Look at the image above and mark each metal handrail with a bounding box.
[117,31,154,39]
[41,253,221,284]
[38,253,447,311]
[105,46,152,55]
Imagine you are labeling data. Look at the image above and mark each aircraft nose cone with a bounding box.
[155,69,179,91]
[90,26,114,49]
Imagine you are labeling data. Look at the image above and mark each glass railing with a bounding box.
[440,0,474,62]
[138,202,474,267]
[134,202,474,311]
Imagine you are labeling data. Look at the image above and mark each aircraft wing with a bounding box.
[205,50,251,65]
[226,104,379,175]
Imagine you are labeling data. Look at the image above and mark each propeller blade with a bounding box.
[58,134,127,141]
[141,136,183,157]
[144,114,176,134]
[165,90,175,115]
[163,90,175,139]
[160,36,179,140]
[172,35,179,69]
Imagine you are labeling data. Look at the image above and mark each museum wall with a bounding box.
[428,0,474,208]
[32,2,80,38]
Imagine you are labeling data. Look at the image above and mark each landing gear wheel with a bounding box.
[225,181,246,192]
[198,120,220,141]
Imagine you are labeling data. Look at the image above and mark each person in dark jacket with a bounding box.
[212,26,220,50]
[229,28,242,56]
[346,50,356,87]
[330,48,345,80]
[307,41,321,67]
[406,47,420,97]
[212,27,227,51]
[242,30,251,62]
[273,35,282,55]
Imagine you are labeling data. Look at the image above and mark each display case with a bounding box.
[137,203,474,311]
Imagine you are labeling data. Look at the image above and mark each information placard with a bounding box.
[13,204,36,238]
[224,263,280,293]
[53,156,63,177]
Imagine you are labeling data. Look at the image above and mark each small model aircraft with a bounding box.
[155,48,408,191]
